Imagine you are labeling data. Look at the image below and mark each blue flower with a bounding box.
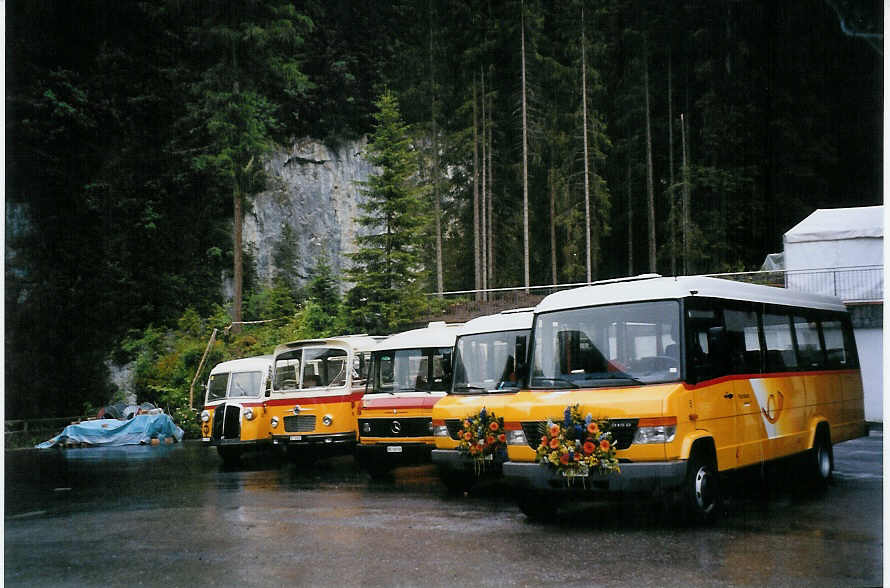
[563,406,572,428]
[480,407,487,419]
[585,413,592,425]
[574,424,583,438]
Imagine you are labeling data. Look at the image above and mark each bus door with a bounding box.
[686,303,738,470]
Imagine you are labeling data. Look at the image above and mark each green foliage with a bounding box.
[346,91,431,333]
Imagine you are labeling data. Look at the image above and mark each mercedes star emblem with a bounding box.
[391,420,402,435]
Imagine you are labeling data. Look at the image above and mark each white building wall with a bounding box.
[853,327,882,423]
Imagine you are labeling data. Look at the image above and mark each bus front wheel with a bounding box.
[682,449,720,524]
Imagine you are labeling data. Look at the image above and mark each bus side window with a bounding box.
[724,308,762,374]
[822,318,857,368]
[685,305,722,383]
[763,311,797,372]
[793,315,825,368]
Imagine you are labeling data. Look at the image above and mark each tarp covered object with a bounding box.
[36,414,184,449]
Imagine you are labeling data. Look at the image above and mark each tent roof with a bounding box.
[784,206,883,244]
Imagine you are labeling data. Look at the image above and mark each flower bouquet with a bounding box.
[457,407,507,474]
[535,404,620,481]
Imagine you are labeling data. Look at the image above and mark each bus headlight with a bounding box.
[506,429,528,446]
[270,416,279,429]
[322,415,333,427]
[432,419,448,437]
[243,407,255,421]
[633,417,677,444]
[201,410,211,423]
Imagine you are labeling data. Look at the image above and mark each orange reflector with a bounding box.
[504,421,522,431]
[431,419,445,426]
[637,416,677,427]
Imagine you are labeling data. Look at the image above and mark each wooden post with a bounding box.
[189,328,218,410]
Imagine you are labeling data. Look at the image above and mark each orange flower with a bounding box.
[600,439,611,451]
[463,432,472,441]
[549,424,560,437]
[559,453,570,465]
[489,421,500,432]
[574,453,582,462]
[498,433,506,443]
[486,435,495,445]
[540,435,549,448]
[549,437,560,449]
[463,420,471,429]
[587,422,599,435]
[583,441,596,455]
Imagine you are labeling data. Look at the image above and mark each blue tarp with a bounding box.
[36,414,184,449]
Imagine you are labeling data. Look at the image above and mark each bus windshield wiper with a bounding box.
[454,385,489,393]
[532,377,578,389]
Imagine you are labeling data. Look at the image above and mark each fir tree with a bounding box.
[346,91,429,333]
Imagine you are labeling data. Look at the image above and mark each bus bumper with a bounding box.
[432,449,505,474]
[271,432,356,447]
[356,442,432,466]
[502,460,687,493]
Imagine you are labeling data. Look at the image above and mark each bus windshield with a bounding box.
[273,347,348,391]
[530,300,681,388]
[452,330,530,394]
[369,347,452,394]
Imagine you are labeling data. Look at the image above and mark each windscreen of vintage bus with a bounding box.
[369,348,452,393]
[452,330,529,393]
[207,371,265,401]
[530,300,682,388]
[273,347,348,391]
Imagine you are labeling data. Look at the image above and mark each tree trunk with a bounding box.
[581,6,592,284]
[232,184,243,331]
[430,3,443,296]
[681,113,691,275]
[481,68,488,297]
[521,3,530,292]
[550,169,557,285]
[627,153,633,275]
[668,48,676,276]
[487,84,495,290]
[643,37,656,273]
[473,78,481,299]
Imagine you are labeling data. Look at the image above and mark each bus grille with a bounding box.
[444,419,462,440]
[520,419,637,450]
[210,404,242,440]
[284,415,316,433]
[360,417,431,438]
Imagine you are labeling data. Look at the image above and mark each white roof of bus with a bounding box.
[536,275,847,314]
[274,334,383,356]
[371,322,461,351]
[209,355,273,375]
[457,308,534,337]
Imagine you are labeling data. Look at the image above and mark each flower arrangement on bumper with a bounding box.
[457,407,507,471]
[535,404,620,479]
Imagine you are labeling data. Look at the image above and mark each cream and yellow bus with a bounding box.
[431,309,533,491]
[501,275,865,521]
[267,335,381,460]
[202,355,275,464]
[355,322,461,477]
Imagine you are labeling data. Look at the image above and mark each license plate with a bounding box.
[386,445,403,453]
[290,435,302,441]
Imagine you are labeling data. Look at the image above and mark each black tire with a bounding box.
[439,469,474,495]
[217,446,242,466]
[517,491,561,522]
[682,448,721,524]
[807,429,833,491]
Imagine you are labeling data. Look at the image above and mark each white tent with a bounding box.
[783,205,883,301]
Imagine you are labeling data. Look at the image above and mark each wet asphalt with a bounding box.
[4,431,883,587]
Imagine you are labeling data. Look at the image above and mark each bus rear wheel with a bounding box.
[807,429,833,490]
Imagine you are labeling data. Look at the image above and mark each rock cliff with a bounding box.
[240,137,374,293]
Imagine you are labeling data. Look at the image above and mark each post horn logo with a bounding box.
[761,390,784,424]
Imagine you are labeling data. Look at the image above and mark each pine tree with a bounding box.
[346,91,429,333]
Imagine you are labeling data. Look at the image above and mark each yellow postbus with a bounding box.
[201,355,275,464]
[431,309,533,491]
[355,322,461,477]
[501,275,865,521]
[267,335,380,460]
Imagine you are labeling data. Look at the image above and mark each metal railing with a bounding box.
[421,266,883,324]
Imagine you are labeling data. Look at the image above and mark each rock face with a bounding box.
[240,137,374,293]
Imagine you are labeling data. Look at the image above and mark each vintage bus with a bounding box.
[431,309,534,491]
[355,322,461,477]
[267,335,381,460]
[201,355,275,464]
[500,275,865,521]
